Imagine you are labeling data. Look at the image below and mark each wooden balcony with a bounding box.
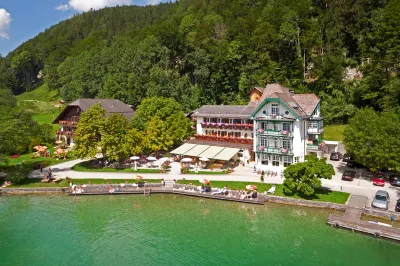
[200,123,253,131]
[256,129,293,137]
[56,130,74,137]
[59,120,78,127]
[256,146,293,155]
[194,134,253,145]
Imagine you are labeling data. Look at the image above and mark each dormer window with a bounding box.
[271,103,279,115]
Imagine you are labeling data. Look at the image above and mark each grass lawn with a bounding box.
[16,83,59,102]
[72,162,162,173]
[33,111,60,133]
[187,171,227,175]
[7,178,163,188]
[323,124,346,141]
[177,180,349,204]
[1,149,75,168]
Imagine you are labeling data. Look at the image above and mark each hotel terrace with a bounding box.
[171,83,325,169]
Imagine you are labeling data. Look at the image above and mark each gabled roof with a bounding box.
[250,87,265,94]
[69,99,134,114]
[292,94,320,116]
[192,105,256,119]
[252,83,319,119]
[53,99,135,123]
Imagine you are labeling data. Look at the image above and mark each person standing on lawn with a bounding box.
[39,163,43,173]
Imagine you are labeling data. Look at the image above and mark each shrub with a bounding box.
[181,167,189,174]
[6,164,32,184]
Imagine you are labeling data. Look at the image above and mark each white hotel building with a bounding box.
[172,83,325,169]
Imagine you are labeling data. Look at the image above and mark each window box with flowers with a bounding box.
[257,129,265,133]
[258,146,265,151]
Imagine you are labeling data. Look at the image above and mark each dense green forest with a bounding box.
[1,0,400,124]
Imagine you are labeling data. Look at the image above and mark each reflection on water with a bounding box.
[0,194,399,266]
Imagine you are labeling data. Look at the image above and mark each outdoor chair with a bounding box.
[266,185,276,195]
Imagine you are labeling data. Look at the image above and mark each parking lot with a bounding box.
[327,157,400,212]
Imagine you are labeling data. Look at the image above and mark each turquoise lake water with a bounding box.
[0,194,398,266]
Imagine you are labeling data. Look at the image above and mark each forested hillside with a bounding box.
[1,0,399,124]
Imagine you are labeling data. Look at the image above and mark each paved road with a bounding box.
[31,158,400,212]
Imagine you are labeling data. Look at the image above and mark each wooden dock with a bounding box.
[327,195,400,242]
[68,188,264,205]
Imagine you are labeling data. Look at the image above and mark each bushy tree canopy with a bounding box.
[73,98,193,160]
[343,108,400,171]
[0,0,399,122]
[0,89,53,163]
[283,155,335,196]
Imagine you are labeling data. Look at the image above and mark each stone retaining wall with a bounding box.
[263,195,347,211]
[362,208,400,220]
[1,187,68,194]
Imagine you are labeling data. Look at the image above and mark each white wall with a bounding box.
[253,101,296,120]
[292,120,305,160]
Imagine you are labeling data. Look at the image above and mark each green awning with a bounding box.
[212,148,240,161]
[198,146,225,159]
[170,143,197,155]
[184,145,211,157]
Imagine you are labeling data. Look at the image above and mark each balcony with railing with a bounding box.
[56,130,74,137]
[307,127,324,134]
[194,134,253,145]
[256,145,293,155]
[59,120,78,127]
[256,129,293,137]
[200,122,253,131]
[306,140,325,150]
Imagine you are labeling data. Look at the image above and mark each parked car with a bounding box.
[389,174,400,187]
[330,152,342,161]
[342,170,356,181]
[371,190,390,210]
[347,160,363,168]
[395,199,400,212]
[372,175,385,186]
[342,153,353,162]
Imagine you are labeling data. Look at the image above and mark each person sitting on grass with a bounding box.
[240,190,248,199]
[109,186,115,193]
[2,180,11,188]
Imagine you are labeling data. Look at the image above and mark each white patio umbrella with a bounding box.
[147,156,157,161]
[130,156,140,171]
[181,158,192,162]
[199,157,209,161]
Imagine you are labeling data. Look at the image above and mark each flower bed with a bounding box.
[200,122,253,130]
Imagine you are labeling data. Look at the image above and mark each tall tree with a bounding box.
[100,114,130,161]
[343,108,400,171]
[131,97,185,130]
[142,117,174,153]
[73,103,106,159]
